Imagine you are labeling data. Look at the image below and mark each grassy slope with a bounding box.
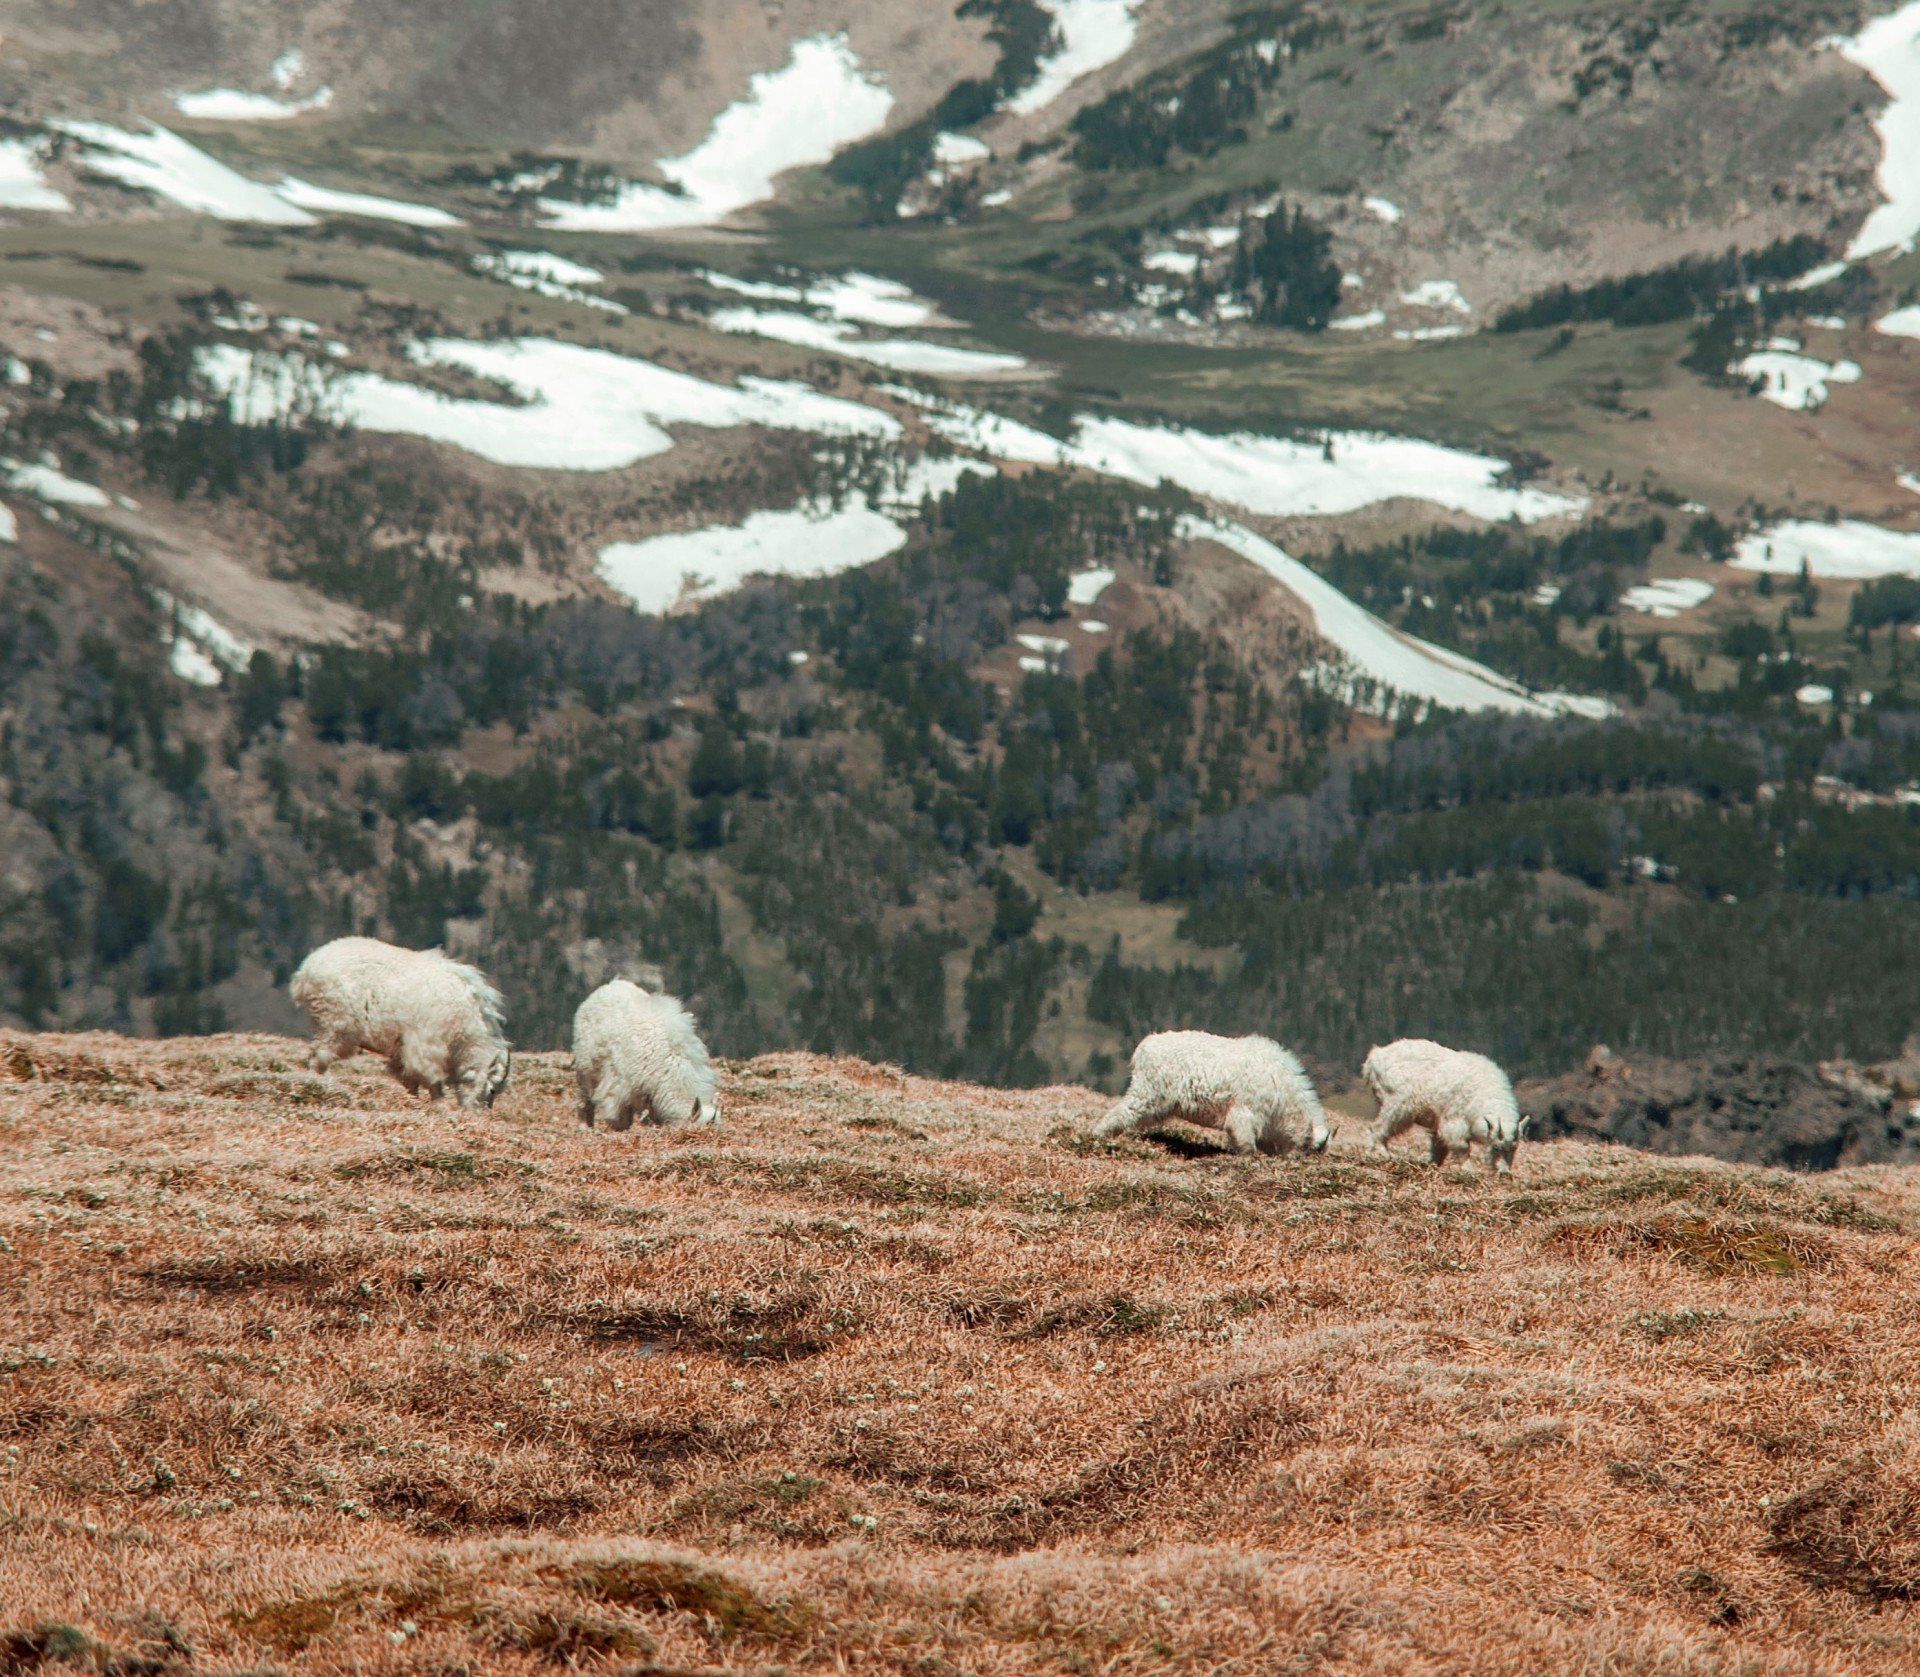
[3,1031,1917,1674]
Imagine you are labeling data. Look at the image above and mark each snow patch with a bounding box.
[1362,195,1402,224]
[932,132,991,165]
[708,306,1028,375]
[0,137,71,211]
[1401,279,1470,313]
[1620,577,1715,618]
[3,456,111,507]
[200,336,900,471]
[173,86,332,121]
[56,121,316,224]
[1144,249,1200,276]
[1736,349,1862,410]
[275,176,461,226]
[1838,3,1920,259]
[596,455,988,614]
[1068,565,1115,605]
[473,249,625,313]
[540,34,893,231]
[1878,304,1920,338]
[1790,259,1851,289]
[895,389,1585,524]
[1328,309,1387,332]
[1007,0,1142,116]
[702,269,934,328]
[1797,683,1836,706]
[1734,518,1920,579]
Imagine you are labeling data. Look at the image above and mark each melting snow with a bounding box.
[1838,2,1920,259]
[201,337,900,471]
[1328,310,1387,332]
[271,50,305,91]
[1068,565,1115,605]
[708,306,1028,375]
[275,176,461,226]
[1797,683,1836,706]
[1393,324,1469,342]
[56,121,316,224]
[1735,519,1920,578]
[1900,470,1920,495]
[1736,349,1862,409]
[1877,304,1920,338]
[1007,0,1142,116]
[1144,250,1200,276]
[156,591,253,686]
[0,137,71,211]
[0,502,15,541]
[1017,632,1071,656]
[540,34,893,231]
[1362,196,1402,224]
[173,86,333,121]
[1081,619,1108,632]
[596,455,987,614]
[1621,577,1715,617]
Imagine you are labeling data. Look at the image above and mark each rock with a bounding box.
[1519,1056,1920,1171]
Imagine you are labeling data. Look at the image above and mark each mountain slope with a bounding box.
[2,1029,1917,1673]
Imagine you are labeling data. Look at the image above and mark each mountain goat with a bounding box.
[1363,1038,1527,1172]
[290,936,510,1109]
[1093,1030,1332,1155]
[571,978,719,1131]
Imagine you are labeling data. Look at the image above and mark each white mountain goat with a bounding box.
[571,978,720,1131]
[290,936,510,1109]
[1363,1038,1528,1173]
[1094,1030,1332,1155]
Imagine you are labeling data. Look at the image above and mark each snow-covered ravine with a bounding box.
[540,34,891,232]
[198,337,898,471]
[1839,2,1920,260]
[597,458,988,615]
[1192,519,1604,718]
[1734,519,1920,580]
[1009,0,1143,115]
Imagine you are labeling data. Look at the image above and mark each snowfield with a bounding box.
[1734,519,1920,579]
[708,306,1028,376]
[540,34,892,231]
[1839,2,1920,259]
[1736,349,1863,410]
[199,337,900,472]
[56,122,316,225]
[1008,0,1142,115]
[0,138,71,211]
[596,456,987,614]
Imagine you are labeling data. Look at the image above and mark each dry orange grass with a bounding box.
[3,1030,1919,1675]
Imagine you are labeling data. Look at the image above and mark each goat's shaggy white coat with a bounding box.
[1363,1037,1526,1172]
[1094,1030,1331,1155]
[290,936,510,1108]
[571,978,719,1131]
